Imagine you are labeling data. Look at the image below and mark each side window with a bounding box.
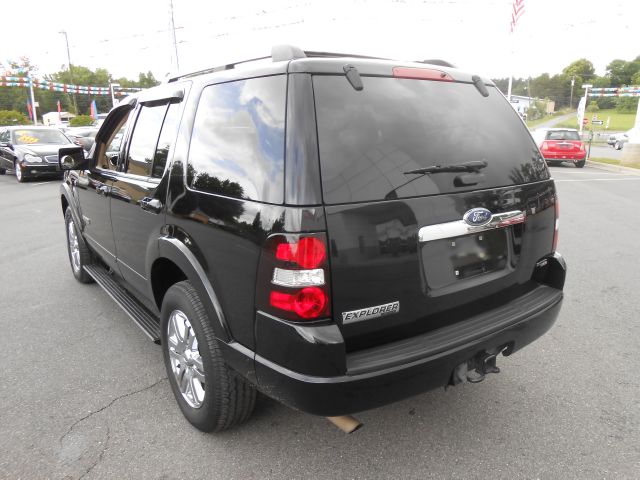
[126,104,168,177]
[152,102,181,178]
[97,109,133,171]
[187,75,286,203]
[0,130,10,142]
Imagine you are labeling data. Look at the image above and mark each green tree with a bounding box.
[562,59,595,86]
[606,57,640,86]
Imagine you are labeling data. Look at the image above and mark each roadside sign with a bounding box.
[582,118,589,125]
[592,120,604,125]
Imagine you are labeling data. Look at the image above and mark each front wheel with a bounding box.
[64,208,94,283]
[575,160,586,168]
[14,162,26,182]
[161,281,256,432]
[0,167,6,175]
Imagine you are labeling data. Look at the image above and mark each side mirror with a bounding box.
[59,146,88,171]
[0,142,13,150]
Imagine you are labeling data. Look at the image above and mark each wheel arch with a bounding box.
[156,237,231,342]
[60,183,82,226]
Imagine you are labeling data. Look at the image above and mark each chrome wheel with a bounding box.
[167,309,206,408]
[14,163,22,182]
[67,220,81,274]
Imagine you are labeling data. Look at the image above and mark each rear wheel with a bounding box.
[161,281,256,432]
[614,141,622,150]
[575,160,586,168]
[0,167,6,175]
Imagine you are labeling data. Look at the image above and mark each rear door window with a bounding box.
[126,104,168,176]
[313,76,549,204]
[187,75,286,204]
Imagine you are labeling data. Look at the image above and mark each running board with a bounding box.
[83,264,161,344]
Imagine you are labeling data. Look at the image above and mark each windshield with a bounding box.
[545,130,580,141]
[313,76,549,204]
[12,129,72,145]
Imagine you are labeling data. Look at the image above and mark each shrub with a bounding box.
[0,110,29,126]
[586,101,599,112]
[70,115,94,127]
[616,97,639,113]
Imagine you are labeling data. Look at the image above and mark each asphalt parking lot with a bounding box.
[0,163,638,479]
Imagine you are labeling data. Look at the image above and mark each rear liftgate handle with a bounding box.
[140,197,163,214]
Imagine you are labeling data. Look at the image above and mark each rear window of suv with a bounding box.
[313,76,549,204]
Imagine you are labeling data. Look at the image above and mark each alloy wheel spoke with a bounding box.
[191,365,205,384]
[179,366,191,394]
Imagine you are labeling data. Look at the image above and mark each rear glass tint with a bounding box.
[546,130,580,141]
[187,75,286,203]
[313,76,549,204]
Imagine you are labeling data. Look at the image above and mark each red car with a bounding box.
[534,128,586,168]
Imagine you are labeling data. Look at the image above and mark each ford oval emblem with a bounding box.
[463,208,493,226]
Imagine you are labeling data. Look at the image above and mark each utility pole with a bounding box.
[59,30,78,115]
[569,75,575,109]
[169,0,180,71]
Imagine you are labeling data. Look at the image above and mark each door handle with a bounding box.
[140,197,163,214]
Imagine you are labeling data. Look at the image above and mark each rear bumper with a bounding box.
[251,253,566,416]
[543,152,586,161]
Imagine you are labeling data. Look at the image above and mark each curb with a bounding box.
[586,160,640,175]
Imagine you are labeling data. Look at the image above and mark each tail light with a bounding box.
[552,197,559,252]
[541,141,549,151]
[256,233,331,322]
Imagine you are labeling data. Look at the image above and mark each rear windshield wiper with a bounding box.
[385,160,488,200]
[403,160,488,175]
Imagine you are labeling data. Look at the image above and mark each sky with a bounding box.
[3,0,639,83]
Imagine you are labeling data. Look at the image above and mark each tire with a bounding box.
[64,207,94,283]
[575,160,586,168]
[161,281,256,432]
[614,141,622,150]
[14,161,26,182]
[0,168,6,175]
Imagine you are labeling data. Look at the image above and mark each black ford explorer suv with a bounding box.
[58,45,566,433]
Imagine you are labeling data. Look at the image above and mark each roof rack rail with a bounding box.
[418,59,456,68]
[167,44,307,82]
[167,45,444,83]
[304,51,389,61]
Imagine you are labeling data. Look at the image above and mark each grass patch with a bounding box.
[589,157,640,169]
[555,109,636,131]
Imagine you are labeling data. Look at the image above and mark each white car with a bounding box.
[608,128,639,150]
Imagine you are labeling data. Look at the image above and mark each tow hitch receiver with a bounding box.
[450,348,506,386]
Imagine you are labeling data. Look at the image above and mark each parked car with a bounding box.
[533,128,586,168]
[65,127,99,152]
[0,126,74,182]
[58,45,566,432]
[607,128,639,150]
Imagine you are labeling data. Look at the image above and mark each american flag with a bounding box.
[510,0,525,33]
